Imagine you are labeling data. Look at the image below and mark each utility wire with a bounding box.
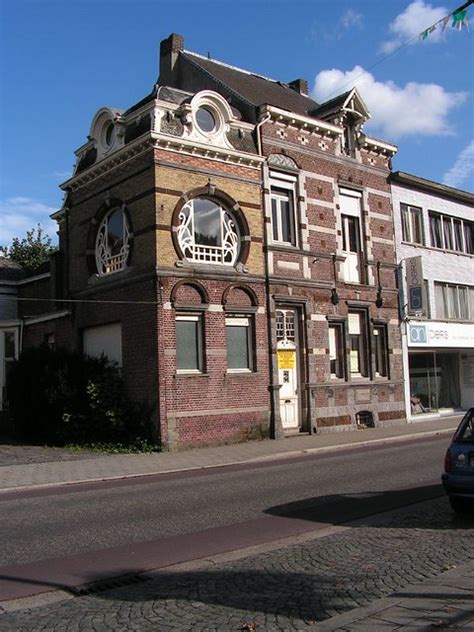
[0,294,161,306]
[319,0,473,103]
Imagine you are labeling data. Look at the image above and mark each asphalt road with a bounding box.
[1,435,448,569]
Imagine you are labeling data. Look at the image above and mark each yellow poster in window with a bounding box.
[278,350,295,369]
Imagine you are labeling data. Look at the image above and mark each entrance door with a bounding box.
[276,308,300,430]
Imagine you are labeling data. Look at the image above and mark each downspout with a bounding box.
[257,110,282,439]
[256,112,271,157]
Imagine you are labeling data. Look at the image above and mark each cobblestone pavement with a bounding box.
[0,443,110,467]
[2,496,474,631]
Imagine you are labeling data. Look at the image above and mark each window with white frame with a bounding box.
[270,171,297,246]
[95,206,131,276]
[328,322,345,379]
[340,188,364,284]
[429,211,474,254]
[373,325,388,378]
[177,198,239,265]
[434,282,474,321]
[226,316,253,371]
[176,314,204,372]
[401,203,424,245]
[348,310,369,377]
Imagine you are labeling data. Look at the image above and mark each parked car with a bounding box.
[442,407,474,513]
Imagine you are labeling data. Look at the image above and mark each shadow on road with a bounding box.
[265,483,474,530]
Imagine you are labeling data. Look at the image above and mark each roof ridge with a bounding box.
[182,52,255,108]
[184,50,277,83]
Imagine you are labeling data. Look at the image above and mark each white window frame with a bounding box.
[328,322,345,379]
[340,188,364,284]
[429,211,473,254]
[348,310,369,378]
[401,203,424,245]
[177,198,240,266]
[434,282,474,321]
[373,325,389,378]
[269,171,297,247]
[175,314,204,374]
[225,316,253,373]
[95,205,131,276]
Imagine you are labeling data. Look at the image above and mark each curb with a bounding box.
[0,426,455,494]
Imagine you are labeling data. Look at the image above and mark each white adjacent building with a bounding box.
[391,171,474,420]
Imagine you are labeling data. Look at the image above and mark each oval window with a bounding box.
[196,107,216,133]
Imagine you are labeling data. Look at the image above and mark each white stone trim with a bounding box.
[24,310,70,326]
[277,261,300,270]
[17,273,51,286]
[310,314,327,321]
[308,225,337,235]
[263,105,342,136]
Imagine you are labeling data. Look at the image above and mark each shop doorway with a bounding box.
[409,351,460,413]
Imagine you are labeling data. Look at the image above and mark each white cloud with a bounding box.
[310,8,364,42]
[443,140,474,189]
[0,197,59,248]
[382,1,448,54]
[312,66,467,138]
[340,9,364,32]
[52,170,72,179]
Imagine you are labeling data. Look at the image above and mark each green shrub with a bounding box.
[7,345,155,447]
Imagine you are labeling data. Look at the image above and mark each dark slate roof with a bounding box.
[0,257,24,281]
[312,90,351,118]
[183,53,319,116]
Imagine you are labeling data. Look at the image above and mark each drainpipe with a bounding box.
[256,112,271,156]
[257,110,283,439]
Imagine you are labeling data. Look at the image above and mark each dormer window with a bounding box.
[95,205,131,275]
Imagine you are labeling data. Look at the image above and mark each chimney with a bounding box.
[288,79,308,96]
[159,33,184,86]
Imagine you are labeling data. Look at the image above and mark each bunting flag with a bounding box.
[419,1,472,40]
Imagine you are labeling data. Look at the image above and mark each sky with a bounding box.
[1,0,473,247]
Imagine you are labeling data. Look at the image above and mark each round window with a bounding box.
[196,107,216,133]
[103,121,115,147]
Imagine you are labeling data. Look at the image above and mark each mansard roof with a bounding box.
[181,52,319,115]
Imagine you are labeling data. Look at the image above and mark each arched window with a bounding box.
[177,198,239,265]
[95,205,131,275]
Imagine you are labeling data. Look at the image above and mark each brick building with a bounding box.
[391,171,474,419]
[13,33,407,448]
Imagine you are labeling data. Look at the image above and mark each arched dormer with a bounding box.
[177,90,237,149]
[89,107,125,160]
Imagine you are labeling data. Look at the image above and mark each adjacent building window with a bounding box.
[348,311,369,377]
[95,206,131,276]
[328,322,345,379]
[176,314,204,372]
[429,211,474,254]
[177,198,239,265]
[270,172,297,246]
[340,188,364,284]
[434,282,474,321]
[226,316,253,371]
[373,325,389,378]
[401,203,424,244]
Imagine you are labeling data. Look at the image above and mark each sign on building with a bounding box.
[405,256,425,316]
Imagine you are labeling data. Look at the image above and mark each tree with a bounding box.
[0,224,57,272]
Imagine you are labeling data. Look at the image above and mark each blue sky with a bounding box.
[1,0,473,246]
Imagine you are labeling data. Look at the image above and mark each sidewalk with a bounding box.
[316,561,474,631]
[0,414,462,492]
